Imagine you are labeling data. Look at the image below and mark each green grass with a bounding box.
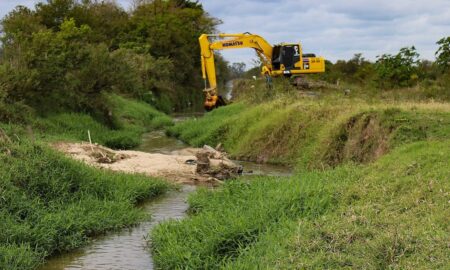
[0,138,171,270]
[33,94,173,149]
[158,90,450,269]
[107,94,173,131]
[152,140,450,269]
[168,98,450,168]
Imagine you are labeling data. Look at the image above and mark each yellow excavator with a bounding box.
[199,33,325,110]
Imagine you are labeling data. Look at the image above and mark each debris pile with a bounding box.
[195,145,242,181]
[53,142,242,185]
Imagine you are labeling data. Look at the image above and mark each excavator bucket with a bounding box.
[204,94,226,111]
[203,87,226,111]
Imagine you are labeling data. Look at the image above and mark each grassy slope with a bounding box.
[226,140,449,269]
[168,97,450,169]
[33,94,173,149]
[0,94,174,269]
[157,90,450,269]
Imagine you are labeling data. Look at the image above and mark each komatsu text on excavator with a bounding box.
[199,33,325,110]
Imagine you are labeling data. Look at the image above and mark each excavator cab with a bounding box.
[271,44,325,76]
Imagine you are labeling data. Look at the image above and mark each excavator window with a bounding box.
[271,46,282,70]
[282,46,295,70]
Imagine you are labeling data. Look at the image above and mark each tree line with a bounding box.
[316,38,450,90]
[232,37,449,97]
[0,0,226,124]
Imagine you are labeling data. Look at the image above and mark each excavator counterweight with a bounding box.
[199,33,325,111]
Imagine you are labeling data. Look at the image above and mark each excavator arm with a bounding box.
[199,33,275,110]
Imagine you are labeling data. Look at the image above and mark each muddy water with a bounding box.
[137,131,292,177]
[40,186,195,270]
[238,160,292,177]
[42,125,291,270]
[137,130,186,154]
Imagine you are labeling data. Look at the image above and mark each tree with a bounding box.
[35,0,78,30]
[375,46,419,88]
[1,6,44,44]
[172,0,203,9]
[435,37,450,71]
[127,0,220,110]
[229,62,246,79]
[35,0,129,47]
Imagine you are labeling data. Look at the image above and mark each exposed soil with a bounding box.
[52,142,241,185]
[325,113,390,166]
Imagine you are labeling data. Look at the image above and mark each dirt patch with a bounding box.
[325,113,390,166]
[52,142,241,185]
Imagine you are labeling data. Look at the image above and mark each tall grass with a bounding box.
[106,94,173,130]
[0,139,171,270]
[152,165,360,269]
[152,140,450,269]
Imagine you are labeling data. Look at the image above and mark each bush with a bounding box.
[1,19,115,115]
[375,46,420,88]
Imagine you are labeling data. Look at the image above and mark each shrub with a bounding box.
[375,46,420,88]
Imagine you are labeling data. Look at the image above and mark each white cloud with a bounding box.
[201,0,450,66]
[1,0,449,66]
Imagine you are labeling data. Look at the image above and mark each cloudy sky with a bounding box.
[1,0,449,67]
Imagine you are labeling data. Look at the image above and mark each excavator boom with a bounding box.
[199,33,325,110]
